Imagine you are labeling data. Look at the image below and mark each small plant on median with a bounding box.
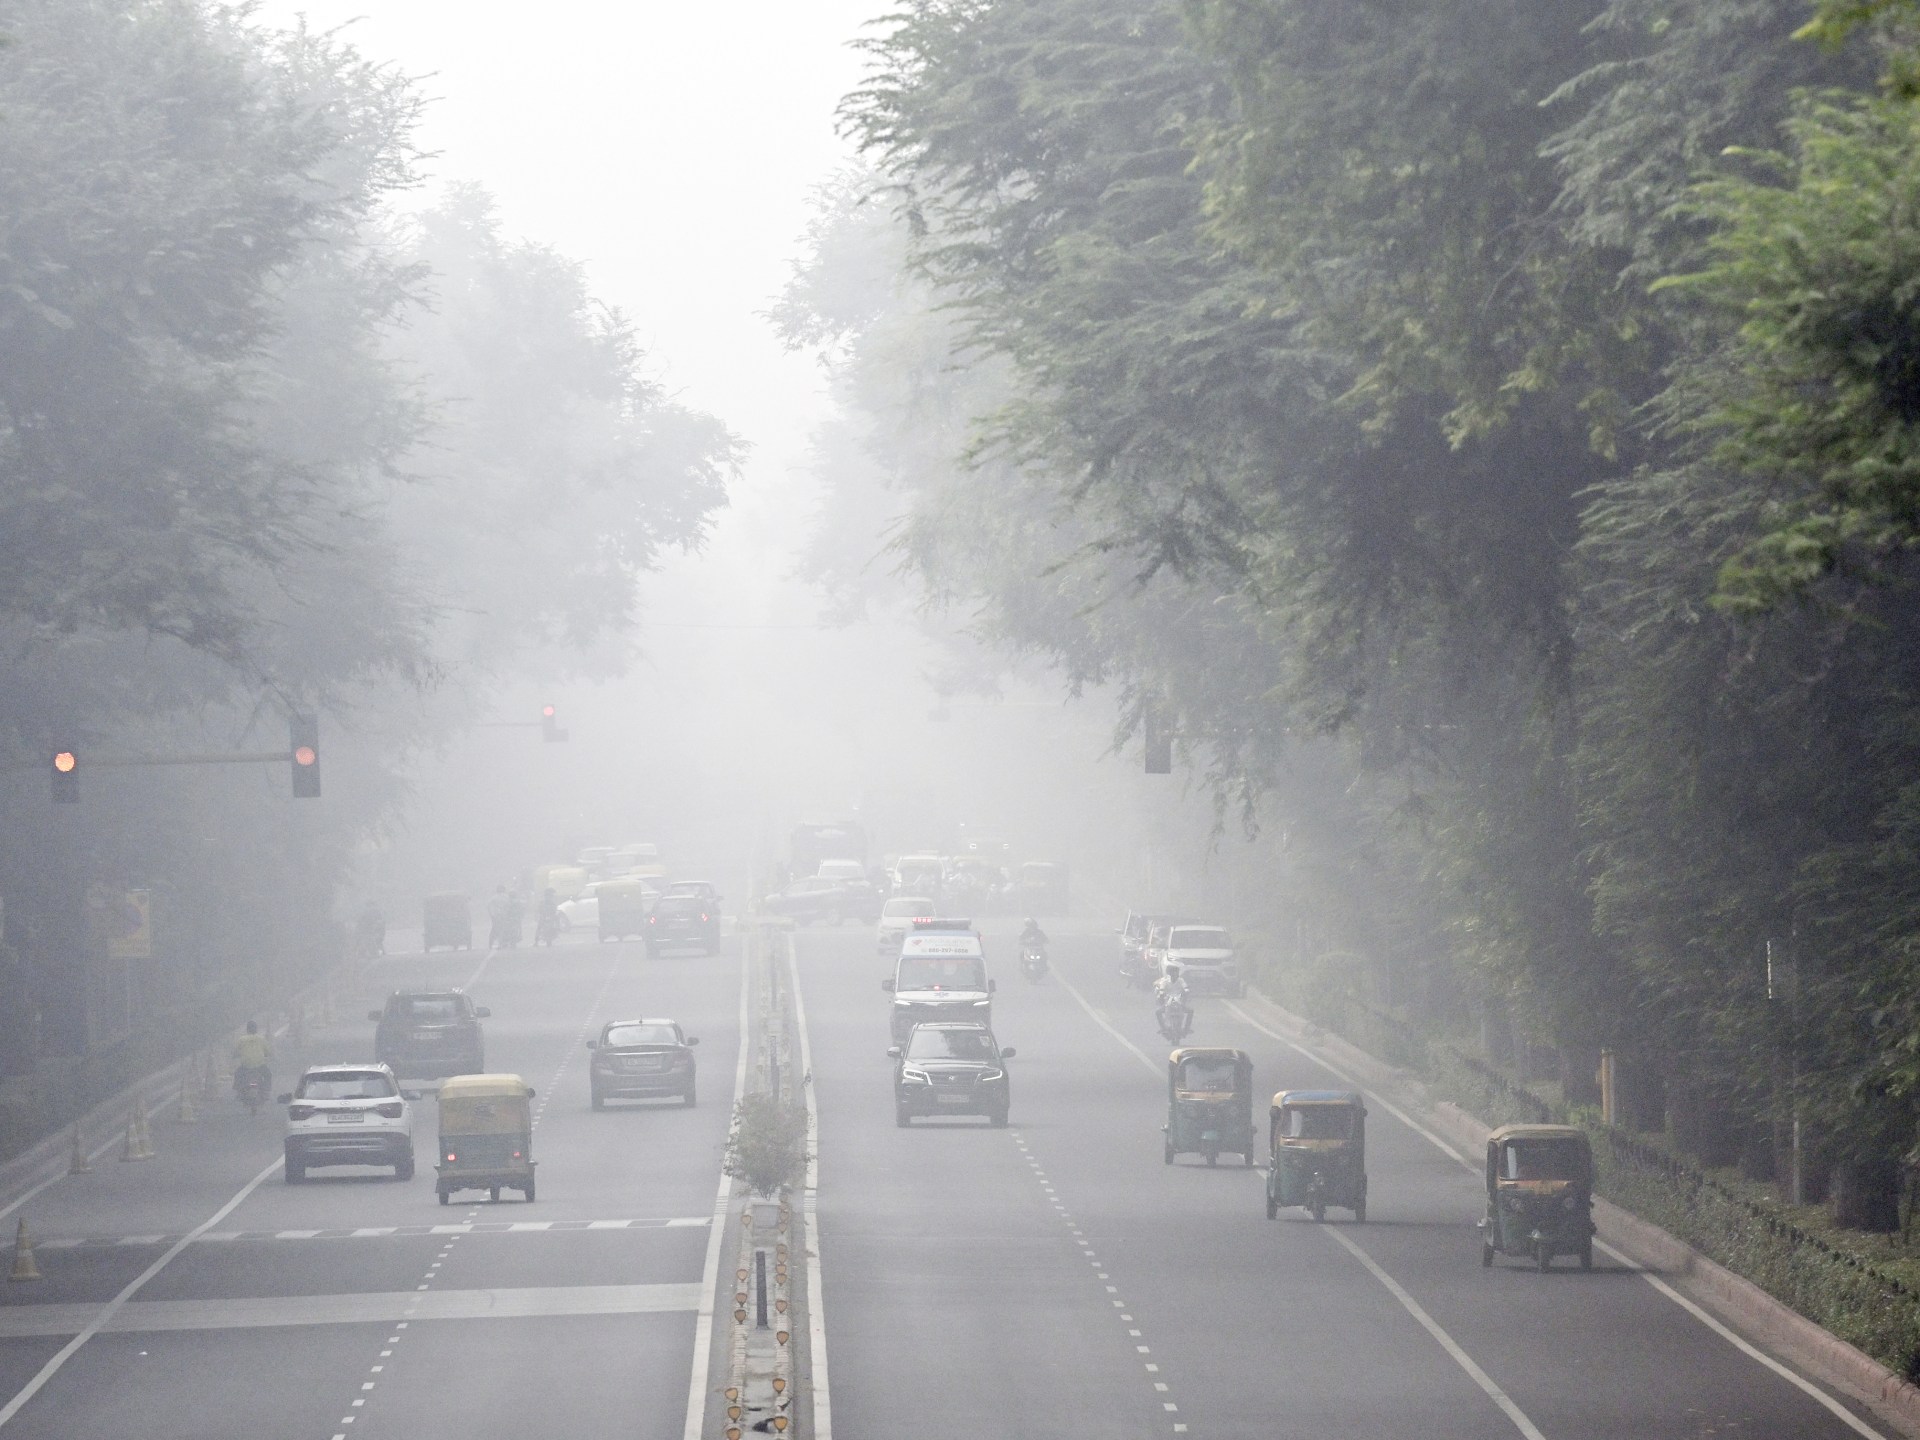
[724,1090,806,1196]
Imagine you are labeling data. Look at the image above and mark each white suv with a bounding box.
[876,896,936,956]
[282,1063,416,1183]
[1160,924,1242,997]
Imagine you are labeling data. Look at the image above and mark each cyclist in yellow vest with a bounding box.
[232,1021,272,1099]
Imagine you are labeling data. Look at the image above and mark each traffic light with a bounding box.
[541,704,568,742]
[50,750,78,804]
[1144,712,1172,775]
[289,714,320,798]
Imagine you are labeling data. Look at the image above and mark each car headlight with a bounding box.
[972,998,991,1007]
[1561,1193,1578,1211]
[901,1068,931,1085]
[977,1069,1004,1082]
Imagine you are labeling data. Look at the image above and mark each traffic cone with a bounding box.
[8,1219,41,1282]
[120,1097,156,1162]
[66,1122,90,1175]
[198,1048,220,1102]
[173,1076,197,1125]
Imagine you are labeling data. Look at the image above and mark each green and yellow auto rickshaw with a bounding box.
[435,1073,536,1205]
[1266,1090,1367,1222]
[1479,1123,1594,1271]
[1163,1048,1256,1167]
[422,892,472,952]
[596,878,653,942]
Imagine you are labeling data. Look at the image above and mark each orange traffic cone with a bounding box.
[66,1122,90,1175]
[173,1076,197,1125]
[8,1219,41,1282]
[120,1096,156,1162]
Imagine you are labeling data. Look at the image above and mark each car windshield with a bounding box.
[907,1029,998,1061]
[883,898,933,918]
[399,997,462,1022]
[1503,1139,1587,1182]
[819,861,864,878]
[657,896,705,914]
[897,956,986,990]
[1282,1105,1353,1140]
[1170,927,1230,949]
[666,882,708,895]
[604,1023,679,1048]
[1179,1057,1238,1090]
[298,1072,396,1100]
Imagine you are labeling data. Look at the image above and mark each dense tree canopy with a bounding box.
[785,0,1920,1217]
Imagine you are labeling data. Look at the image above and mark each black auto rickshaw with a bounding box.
[1163,1048,1255,1166]
[422,892,473,952]
[1479,1123,1594,1271]
[1266,1090,1367,1222]
[435,1073,536,1204]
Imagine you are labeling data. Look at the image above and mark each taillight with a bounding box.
[646,915,656,926]
[375,1102,403,1119]
[445,1152,457,1162]
[700,911,709,922]
[512,1150,522,1159]
[288,1105,315,1122]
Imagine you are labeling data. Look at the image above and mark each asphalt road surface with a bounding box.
[0,915,1900,1439]
[803,919,1892,1440]
[0,930,743,1440]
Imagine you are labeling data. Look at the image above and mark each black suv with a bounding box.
[588,1018,699,1108]
[370,990,487,1079]
[889,1021,1014,1127]
[645,894,720,955]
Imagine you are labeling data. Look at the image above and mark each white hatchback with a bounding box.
[282,1064,417,1183]
[876,896,937,956]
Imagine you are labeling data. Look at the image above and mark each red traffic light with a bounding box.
[52,751,76,774]
[541,704,567,742]
[542,704,556,718]
[293,746,317,767]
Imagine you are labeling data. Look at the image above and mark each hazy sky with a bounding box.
[258,0,888,596]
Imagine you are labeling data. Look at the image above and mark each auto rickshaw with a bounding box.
[435,1073,536,1204]
[1266,1090,1367,1222]
[1479,1123,1594,1271]
[422,892,472,952]
[597,878,653,942]
[1163,1048,1255,1167]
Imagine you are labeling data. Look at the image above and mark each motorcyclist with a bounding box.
[487,885,510,950]
[1019,917,1049,949]
[1155,963,1190,1021]
[231,1021,272,1097]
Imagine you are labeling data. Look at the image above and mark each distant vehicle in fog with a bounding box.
[611,842,665,880]
[790,819,868,875]
[662,879,720,901]
[817,858,884,920]
[764,875,851,926]
[557,879,660,935]
[371,990,488,1078]
[646,893,720,955]
[422,892,474,952]
[891,853,944,897]
[876,895,936,956]
[588,1018,698,1109]
[576,845,616,878]
[943,857,1009,914]
[1159,924,1242,996]
[596,878,657,942]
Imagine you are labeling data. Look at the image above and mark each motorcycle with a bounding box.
[1021,943,1048,983]
[234,1066,270,1116]
[1155,997,1193,1044]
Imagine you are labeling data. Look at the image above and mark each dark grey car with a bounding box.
[371,990,487,1079]
[889,1022,1014,1127]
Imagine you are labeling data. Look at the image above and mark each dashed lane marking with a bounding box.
[0,1281,701,1337]
[31,1217,710,1249]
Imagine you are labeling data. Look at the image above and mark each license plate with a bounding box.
[935,1093,971,1105]
[326,1112,365,1124]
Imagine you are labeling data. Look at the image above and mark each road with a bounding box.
[0,930,743,1440]
[0,913,1899,1439]
[803,918,1891,1440]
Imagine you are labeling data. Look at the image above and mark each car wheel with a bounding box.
[1353,1198,1366,1224]
[395,1151,415,1181]
[438,1189,450,1207]
[1266,1193,1278,1220]
[284,1159,304,1184]
[1579,1240,1593,1271]
[1482,1242,1495,1267]
[895,1107,912,1128]
[1163,1139,1174,1165]
[489,1185,501,1203]
[989,1109,1008,1128]
[524,1178,536,1203]
[591,1087,605,1111]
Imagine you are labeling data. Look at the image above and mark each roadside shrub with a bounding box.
[725,1092,806,1196]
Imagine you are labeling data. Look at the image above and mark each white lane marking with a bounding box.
[1228,1000,1891,1438]
[787,934,833,1440]
[1320,1225,1547,1439]
[0,1153,282,1428]
[1225,1001,1466,1164]
[1053,971,1161,1078]
[0,1283,705,1338]
[1593,1240,1887,1440]
[680,942,751,1440]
